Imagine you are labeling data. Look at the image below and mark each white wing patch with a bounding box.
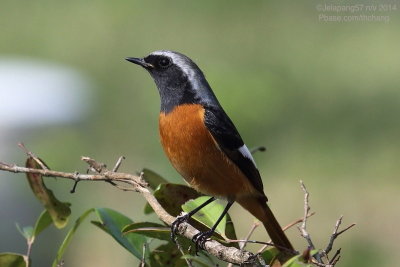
[238,144,257,166]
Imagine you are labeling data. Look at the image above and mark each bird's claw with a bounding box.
[170,214,189,243]
[192,230,213,254]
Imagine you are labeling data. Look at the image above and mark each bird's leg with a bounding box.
[171,197,215,242]
[192,200,234,253]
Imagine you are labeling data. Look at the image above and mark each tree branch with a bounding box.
[297,181,356,267]
[0,158,256,265]
[298,180,316,250]
[0,147,356,266]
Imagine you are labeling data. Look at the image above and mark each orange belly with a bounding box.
[159,104,258,199]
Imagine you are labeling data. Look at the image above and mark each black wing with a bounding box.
[204,106,266,198]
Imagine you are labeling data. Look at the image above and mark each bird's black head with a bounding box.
[126,50,219,113]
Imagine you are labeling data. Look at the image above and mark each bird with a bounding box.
[126,50,295,259]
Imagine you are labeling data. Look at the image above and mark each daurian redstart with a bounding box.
[126,51,294,258]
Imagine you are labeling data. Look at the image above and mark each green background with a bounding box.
[1,1,399,266]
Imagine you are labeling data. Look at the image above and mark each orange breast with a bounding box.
[159,104,258,199]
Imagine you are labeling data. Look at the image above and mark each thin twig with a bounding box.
[298,180,325,264]
[70,172,81,193]
[250,146,266,154]
[329,248,341,265]
[284,212,315,232]
[257,211,316,254]
[81,156,107,173]
[240,221,261,250]
[324,215,342,255]
[140,243,146,267]
[81,156,117,188]
[112,156,125,172]
[324,216,356,255]
[296,183,356,267]
[18,142,48,170]
[26,240,33,267]
[331,255,341,266]
[227,239,294,255]
[0,161,147,187]
[298,180,315,249]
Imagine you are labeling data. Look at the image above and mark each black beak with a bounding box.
[125,57,154,69]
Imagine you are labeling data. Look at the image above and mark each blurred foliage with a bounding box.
[0,0,399,266]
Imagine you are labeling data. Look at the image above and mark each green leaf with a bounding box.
[25,157,71,228]
[260,247,280,264]
[15,224,33,241]
[141,168,169,190]
[0,253,27,267]
[224,213,238,241]
[32,210,52,239]
[16,210,52,245]
[122,222,170,241]
[92,208,147,260]
[182,196,227,239]
[310,249,319,257]
[143,202,154,214]
[91,221,107,231]
[207,213,238,248]
[52,208,94,267]
[149,243,187,267]
[144,184,238,246]
[146,183,201,216]
[282,254,312,267]
[282,249,319,266]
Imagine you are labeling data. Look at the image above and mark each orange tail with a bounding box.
[237,196,294,256]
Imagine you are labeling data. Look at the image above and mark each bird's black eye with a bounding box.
[158,57,171,68]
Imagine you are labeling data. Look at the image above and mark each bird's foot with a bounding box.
[170,213,189,243]
[192,230,214,254]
